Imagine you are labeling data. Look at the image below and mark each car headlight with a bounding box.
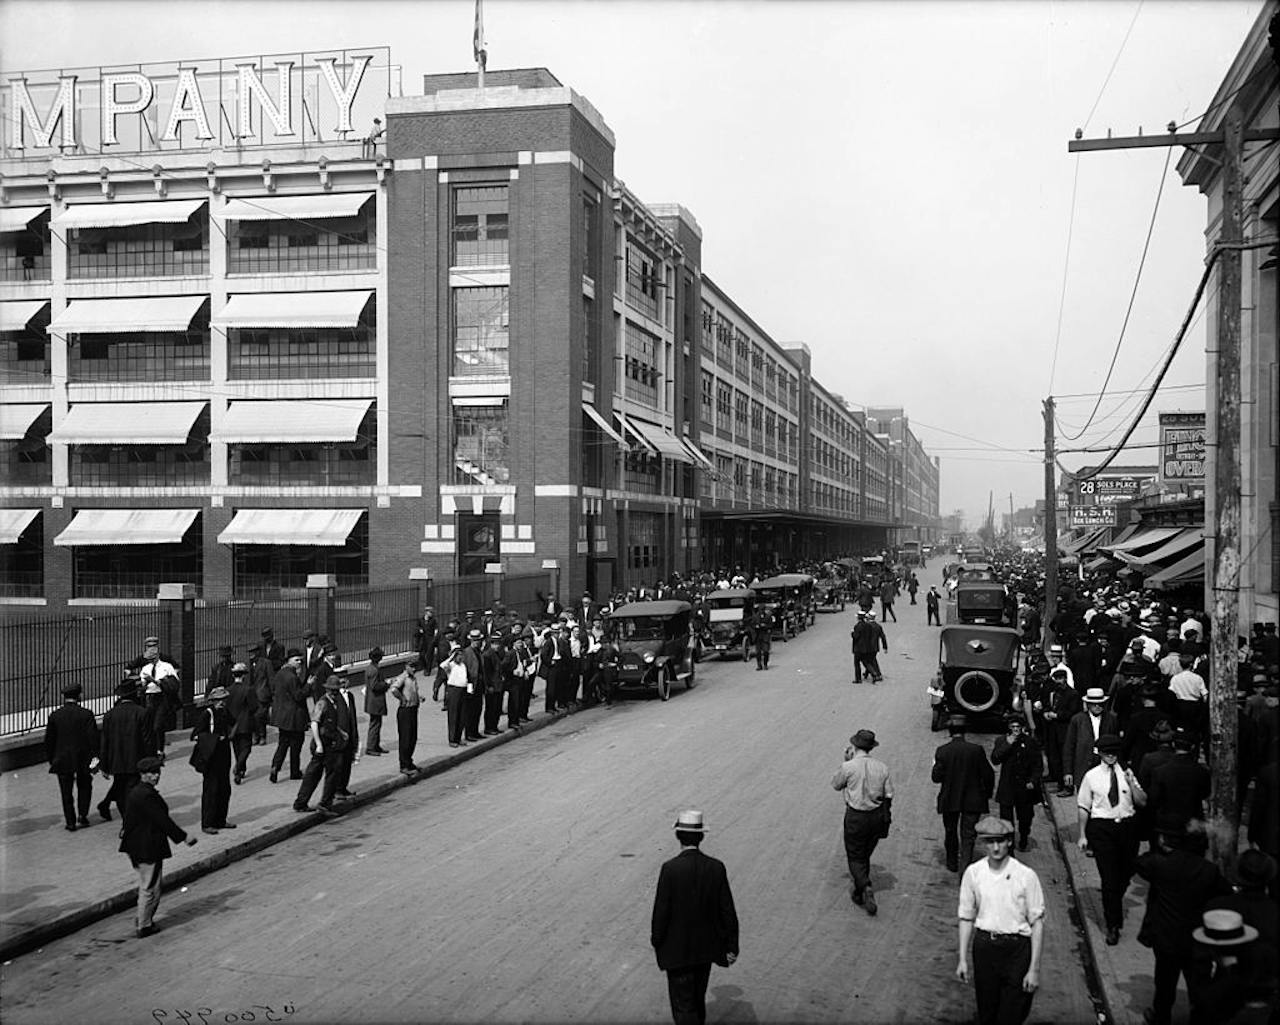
[643,652,655,663]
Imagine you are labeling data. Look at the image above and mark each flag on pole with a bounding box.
[474,0,488,71]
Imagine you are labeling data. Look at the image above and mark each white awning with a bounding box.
[0,403,49,440]
[48,402,206,444]
[216,193,373,221]
[0,508,41,544]
[212,399,372,444]
[213,291,373,330]
[218,508,364,546]
[0,299,50,331]
[1100,526,1183,555]
[54,508,199,547]
[0,207,47,233]
[625,417,693,463]
[582,402,629,451]
[50,295,206,334]
[52,199,205,230]
[681,437,716,471]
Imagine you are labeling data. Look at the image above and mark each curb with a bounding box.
[0,706,568,963]
[1043,790,1116,1025]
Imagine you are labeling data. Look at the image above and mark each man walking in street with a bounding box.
[98,675,150,821]
[956,815,1045,1025]
[831,729,894,916]
[650,810,739,1025]
[45,684,98,831]
[932,714,994,873]
[268,649,308,784]
[118,755,197,938]
[926,586,942,626]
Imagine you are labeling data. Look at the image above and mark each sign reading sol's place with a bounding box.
[3,48,390,156]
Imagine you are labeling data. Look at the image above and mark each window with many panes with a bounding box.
[452,403,510,485]
[452,185,509,267]
[623,321,660,408]
[624,239,661,320]
[453,287,509,376]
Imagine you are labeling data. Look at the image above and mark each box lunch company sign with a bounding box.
[1158,412,1206,484]
[4,47,389,155]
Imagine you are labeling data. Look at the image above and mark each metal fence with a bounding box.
[0,607,172,734]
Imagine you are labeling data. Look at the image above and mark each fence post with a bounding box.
[307,574,337,645]
[157,582,197,728]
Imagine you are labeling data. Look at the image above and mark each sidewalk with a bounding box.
[0,677,567,962]
[1044,790,1190,1025]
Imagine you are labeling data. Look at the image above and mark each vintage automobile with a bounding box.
[605,600,697,701]
[927,624,1023,731]
[814,575,847,613]
[700,588,756,661]
[753,574,817,633]
[952,581,1015,627]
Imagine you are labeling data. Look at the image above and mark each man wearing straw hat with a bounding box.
[651,810,739,1025]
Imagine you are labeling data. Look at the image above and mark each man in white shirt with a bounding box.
[831,729,894,916]
[956,815,1045,1025]
[1077,733,1145,945]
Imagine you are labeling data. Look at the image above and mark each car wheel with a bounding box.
[953,670,999,713]
[657,666,670,701]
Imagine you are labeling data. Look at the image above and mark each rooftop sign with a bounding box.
[4,47,390,157]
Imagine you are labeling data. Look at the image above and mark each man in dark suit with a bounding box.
[1062,688,1120,793]
[269,649,309,783]
[932,714,995,872]
[119,755,197,938]
[651,810,739,1025]
[260,627,286,673]
[45,684,99,831]
[98,675,151,821]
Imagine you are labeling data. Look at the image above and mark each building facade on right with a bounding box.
[1177,3,1279,627]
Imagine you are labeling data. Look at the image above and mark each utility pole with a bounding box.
[1067,111,1267,868]
[1043,397,1058,649]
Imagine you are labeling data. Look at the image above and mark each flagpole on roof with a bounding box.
[474,0,487,89]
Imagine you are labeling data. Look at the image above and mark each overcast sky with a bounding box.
[1,0,1262,528]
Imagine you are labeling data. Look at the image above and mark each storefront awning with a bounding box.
[52,199,205,230]
[0,403,49,440]
[1099,526,1183,556]
[48,402,206,445]
[1145,547,1206,591]
[213,290,373,330]
[681,437,716,471]
[217,508,364,547]
[0,299,50,332]
[54,508,199,547]
[212,399,372,444]
[0,508,41,544]
[582,402,629,451]
[216,193,373,221]
[0,207,47,233]
[623,417,693,464]
[50,295,207,334]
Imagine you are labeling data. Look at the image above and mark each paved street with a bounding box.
[2,573,1095,1025]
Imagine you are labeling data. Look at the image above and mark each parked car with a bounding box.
[700,588,756,661]
[927,625,1022,731]
[605,600,697,701]
[953,581,1015,627]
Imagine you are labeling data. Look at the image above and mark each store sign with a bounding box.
[1070,506,1117,527]
[1159,412,1206,484]
[4,48,388,155]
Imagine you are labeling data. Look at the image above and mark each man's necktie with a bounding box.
[1108,764,1120,808]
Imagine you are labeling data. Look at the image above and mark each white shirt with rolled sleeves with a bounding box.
[958,857,1045,936]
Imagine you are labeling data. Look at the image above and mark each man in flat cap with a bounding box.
[651,810,739,1025]
[831,729,894,915]
[956,815,1045,1025]
[119,755,197,938]
[45,684,99,831]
